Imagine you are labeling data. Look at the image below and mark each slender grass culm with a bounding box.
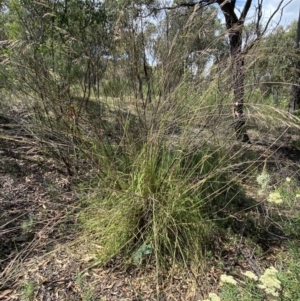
[79,117,243,268]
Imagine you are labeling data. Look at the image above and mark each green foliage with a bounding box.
[1,0,300,298]
[21,217,34,234]
[216,255,300,301]
[269,178,300,239]
[79,141,241,266]
[208,266,295,301]
[21,281,35,301]
[75,272,95,301]
[133,243,153,265]
[248,21,299,107]
[278,243,300,300]
[256,170,270,194]
[101,79,130,98]
[202,168,300,301]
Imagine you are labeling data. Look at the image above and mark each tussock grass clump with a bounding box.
[79,140,241,266]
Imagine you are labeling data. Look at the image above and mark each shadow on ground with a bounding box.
[0,112,80,296]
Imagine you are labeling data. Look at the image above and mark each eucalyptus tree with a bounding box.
[153,4,223,94]
[109,0,159,103]
[152,0,286,142]
[0,0,121,175]
[3,0,116,110]
[197,0,258,142]
[251,21,297,105]
[212,0,286,142]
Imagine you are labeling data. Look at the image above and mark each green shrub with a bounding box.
[101,79,130,98]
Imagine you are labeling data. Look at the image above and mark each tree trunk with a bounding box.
[289,71,300,113]
[217,0,251,143]
[231,30,250,142]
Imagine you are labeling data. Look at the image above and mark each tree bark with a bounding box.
[217,0,251,143]
[232,42,249,142]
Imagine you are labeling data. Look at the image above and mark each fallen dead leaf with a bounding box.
[0,289,12,299]
[82,255,97,262]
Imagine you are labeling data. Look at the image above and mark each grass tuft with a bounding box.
[79,140,242,267]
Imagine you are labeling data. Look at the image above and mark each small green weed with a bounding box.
[203,174,300,301]
[204,267,282,301]
[21,217,34,234]
[75,272,95,301]
[256,169,270,194]
[265,176,300,239]
[278,242,300,300]
[22,281,35,301]
[276,177,300,208]
[133,243,153,265]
